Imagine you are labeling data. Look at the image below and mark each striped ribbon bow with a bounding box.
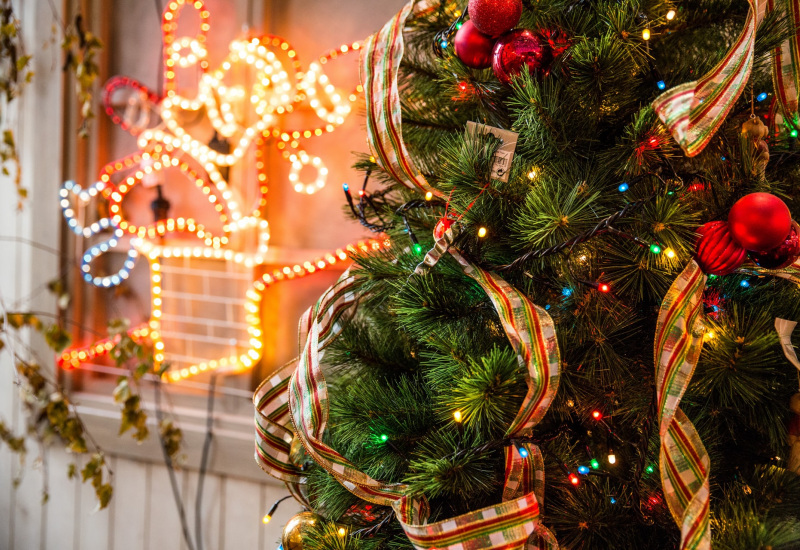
[655,261,710,550]
[361,0,444,198]
[653,0,800,156]
[769,0,800,127]
[254,240,562,547]
[656,256,800,549]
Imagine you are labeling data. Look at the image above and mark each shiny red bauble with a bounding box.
[492,29,552,84]
[468,0,522,37]
[694,221,748,276]
[454,20,495,69]
[728,192,793,252]
[748,221,800,269]
[433,217,454,241]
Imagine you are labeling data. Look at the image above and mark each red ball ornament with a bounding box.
[454,20,495,69]
[748,221,800,269]
[492,29,552,85]
[728,192,793,252]
[468,0,522,37]
[694,221,747,276]
[433,217,454,241]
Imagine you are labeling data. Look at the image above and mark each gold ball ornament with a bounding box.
[282,511,322,550]
[289,435,310,469]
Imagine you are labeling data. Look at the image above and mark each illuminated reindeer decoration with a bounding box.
[58,0,383,382]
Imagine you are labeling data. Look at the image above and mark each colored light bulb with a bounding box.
[380,434,389,442]
[455,21,463,29]
[657,80,666,90]
[642,28,651,40]
[618,183,629,192]
[337,527,347,537]
[477,227,487,238]
[562,288,572,297]
[665,248,676,259]
[440,40,448,49]
[598,283,610,293]
[342,183,349,192]
[592,410,602,420]
[650,244,662,254]
[590,459,600,469]
[412,243,423,254]
[262,514,272,524]
[666,9,676,20]
[578,465,590,475]
[425,191,433,201]
[519,446,529,458]
[569,473,580,485]
[792,129,798,138]
[610,497,617,504]
[645,465,655,474]
[740,280,750,288]
[757,92,767,102]
[453,410,463,423]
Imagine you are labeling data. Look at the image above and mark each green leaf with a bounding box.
[133,362,150,381]
[95,483,112,510]
[112,376,130,404]
[44,324,71,352]
[80,454,103,482]
[16,55,31,71]
[67,463,77,479]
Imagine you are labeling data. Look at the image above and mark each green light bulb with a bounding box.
[590,459,600,469]
[455,21,463,29]
[792,129,798,138]
[412,243,423,254]
[650,244,662,254]
[645,465,655,474]
[380,434,389,442]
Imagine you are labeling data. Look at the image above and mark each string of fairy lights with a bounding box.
[59,0,381,382]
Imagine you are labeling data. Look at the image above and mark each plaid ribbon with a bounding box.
[653,0,767,157]
[770,0,800,126]
[655,261,710,550]
[361,0,444,198]
[254,248,561,547]
[391,239,561,549]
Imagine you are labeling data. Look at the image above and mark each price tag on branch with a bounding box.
[466,121,518,183]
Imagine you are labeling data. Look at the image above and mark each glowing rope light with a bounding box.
[59,238,389,380]
[61,0,374,381]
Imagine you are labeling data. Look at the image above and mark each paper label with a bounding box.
[776,317,800,372]
[466,121,518,183]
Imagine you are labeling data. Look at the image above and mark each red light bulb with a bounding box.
[598,283,610,293]
[592,410,602,420]
[569,473,580,486]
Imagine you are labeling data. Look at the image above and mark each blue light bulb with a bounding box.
[343,183,349,192]
[740,279,750,288]
[656,80,666,90]
[578,465,590,475]
[757,92,768,102]
[562,288,572,297]
[440,40,448,49]
[610,497,617,504]
[518,447,529,458]
[618,183,629,192]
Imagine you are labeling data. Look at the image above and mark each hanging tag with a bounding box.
[466,122,518,183]
[775,318,800,372]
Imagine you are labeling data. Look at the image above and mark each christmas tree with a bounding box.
[255,0,800,548]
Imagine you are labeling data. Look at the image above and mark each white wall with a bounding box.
[0,0,406,548]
